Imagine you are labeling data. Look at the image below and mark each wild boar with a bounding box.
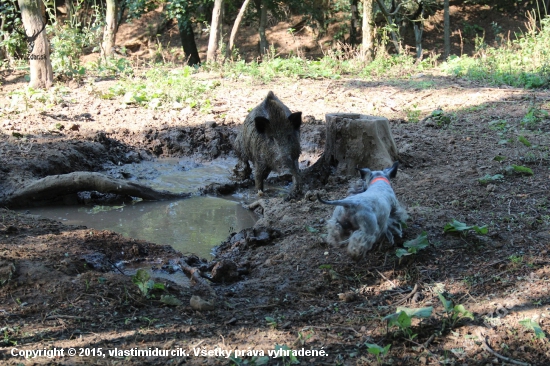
[233,91,302,198]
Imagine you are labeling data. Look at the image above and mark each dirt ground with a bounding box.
[1,66,550,366]
[1,2,550,365]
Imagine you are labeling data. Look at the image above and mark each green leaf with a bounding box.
[403,232,429,253]
[519,318,546,339]
[453,304,474,320]
[384,310,412,329]
[511,165,534,176]
[437,292,453,313]
[152,282,165,290]
[444,219,487,235]
[365,343,390,356]
[493,155,506,162]
[318,264,332,270]
[132,269,150,285]
[396,306,434,319]
[517,135,532,147]
[444,219,472,233]
[395,248,411,258]
[478,174,504,185]
[305,225,319,233]
[160,295,183,306]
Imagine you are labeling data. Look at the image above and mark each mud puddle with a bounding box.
[24,196,257,258]
[22,157,259,258]
[104,157,239,193]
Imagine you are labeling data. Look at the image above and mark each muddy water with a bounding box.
[23,158,258,258]
[26,197,257,258]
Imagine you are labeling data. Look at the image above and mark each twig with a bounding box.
[474,270,509,287]
[376,269,397,288]
[45,314,87,320]
[106,258,126,276]
[394,284,419,306]
[301,325,360,335]
[479,331,530,366]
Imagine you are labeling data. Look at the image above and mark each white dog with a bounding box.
[317,162,408,260]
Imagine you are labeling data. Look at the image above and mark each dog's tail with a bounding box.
[316,193,358,208]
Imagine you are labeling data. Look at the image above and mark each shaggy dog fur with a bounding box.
[317,162,408,260]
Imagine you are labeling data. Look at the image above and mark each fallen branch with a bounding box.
[394,284,419,305]
[376,269,397,288]
[479,331,530,366]
[179,259,215,297]
[1,171,188,208]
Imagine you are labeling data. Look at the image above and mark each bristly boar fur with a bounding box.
[233,91,302,198]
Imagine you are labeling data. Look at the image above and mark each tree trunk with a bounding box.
[102,0,117,57]
[206,0,223,62]
[349,0,358,45]
[0,172,188,209]
[18,0,53,89]
[361,0,374,61]
[0,16,6,62]
[443,0,450,60]
[258,0,268,55]
[177,17,201,66]
[228,0,251,55]
[304,113,399,184]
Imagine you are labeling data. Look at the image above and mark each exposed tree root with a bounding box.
[0,171,189,208]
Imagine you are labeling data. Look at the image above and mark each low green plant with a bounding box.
[509,254,523,266]
[444,219,488,235]
[131,269,165,298]
[265,316,278,328]
[478,174,504,185]
[404,104,421,123]
[101,66,219,111]
[519,318,546,340]
[522,105,548,128]
[517,135,532,147]
[364,343,391,365]
[437,292,474,330]
[396,232,429,259]
[504,165,534,176]
[384,306,433,340]
[428,109,451,127]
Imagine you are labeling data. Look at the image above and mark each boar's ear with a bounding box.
[358,168,372,181]
[383,161,399,179]
[288,112,302,131]
[254,117,270,134]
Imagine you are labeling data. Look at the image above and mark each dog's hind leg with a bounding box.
[326,218,345,246]
[347,230,377,260]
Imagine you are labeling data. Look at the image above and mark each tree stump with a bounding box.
[304,113,399,183]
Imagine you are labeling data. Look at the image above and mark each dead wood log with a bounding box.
[0,171,188,208]
[304,113,399,183]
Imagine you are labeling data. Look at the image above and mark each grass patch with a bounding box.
[442,16,550,88]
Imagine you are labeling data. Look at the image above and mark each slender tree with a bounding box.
[228,0,251,55]
[102,0,117,57]
[362,0,374,61]
[443,0,450,60]
[350,0,358,45]
[18,0,52,88]
[177,17,201,65]
[206,0,223,62]
[258,0,268,55]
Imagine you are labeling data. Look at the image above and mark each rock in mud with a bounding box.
[210,259,239,283]
[190,295,216,311]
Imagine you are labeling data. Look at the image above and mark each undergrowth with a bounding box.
[442,14,550,88]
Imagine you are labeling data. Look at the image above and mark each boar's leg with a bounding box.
[254,163,271,193]
[233,160,252,181]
